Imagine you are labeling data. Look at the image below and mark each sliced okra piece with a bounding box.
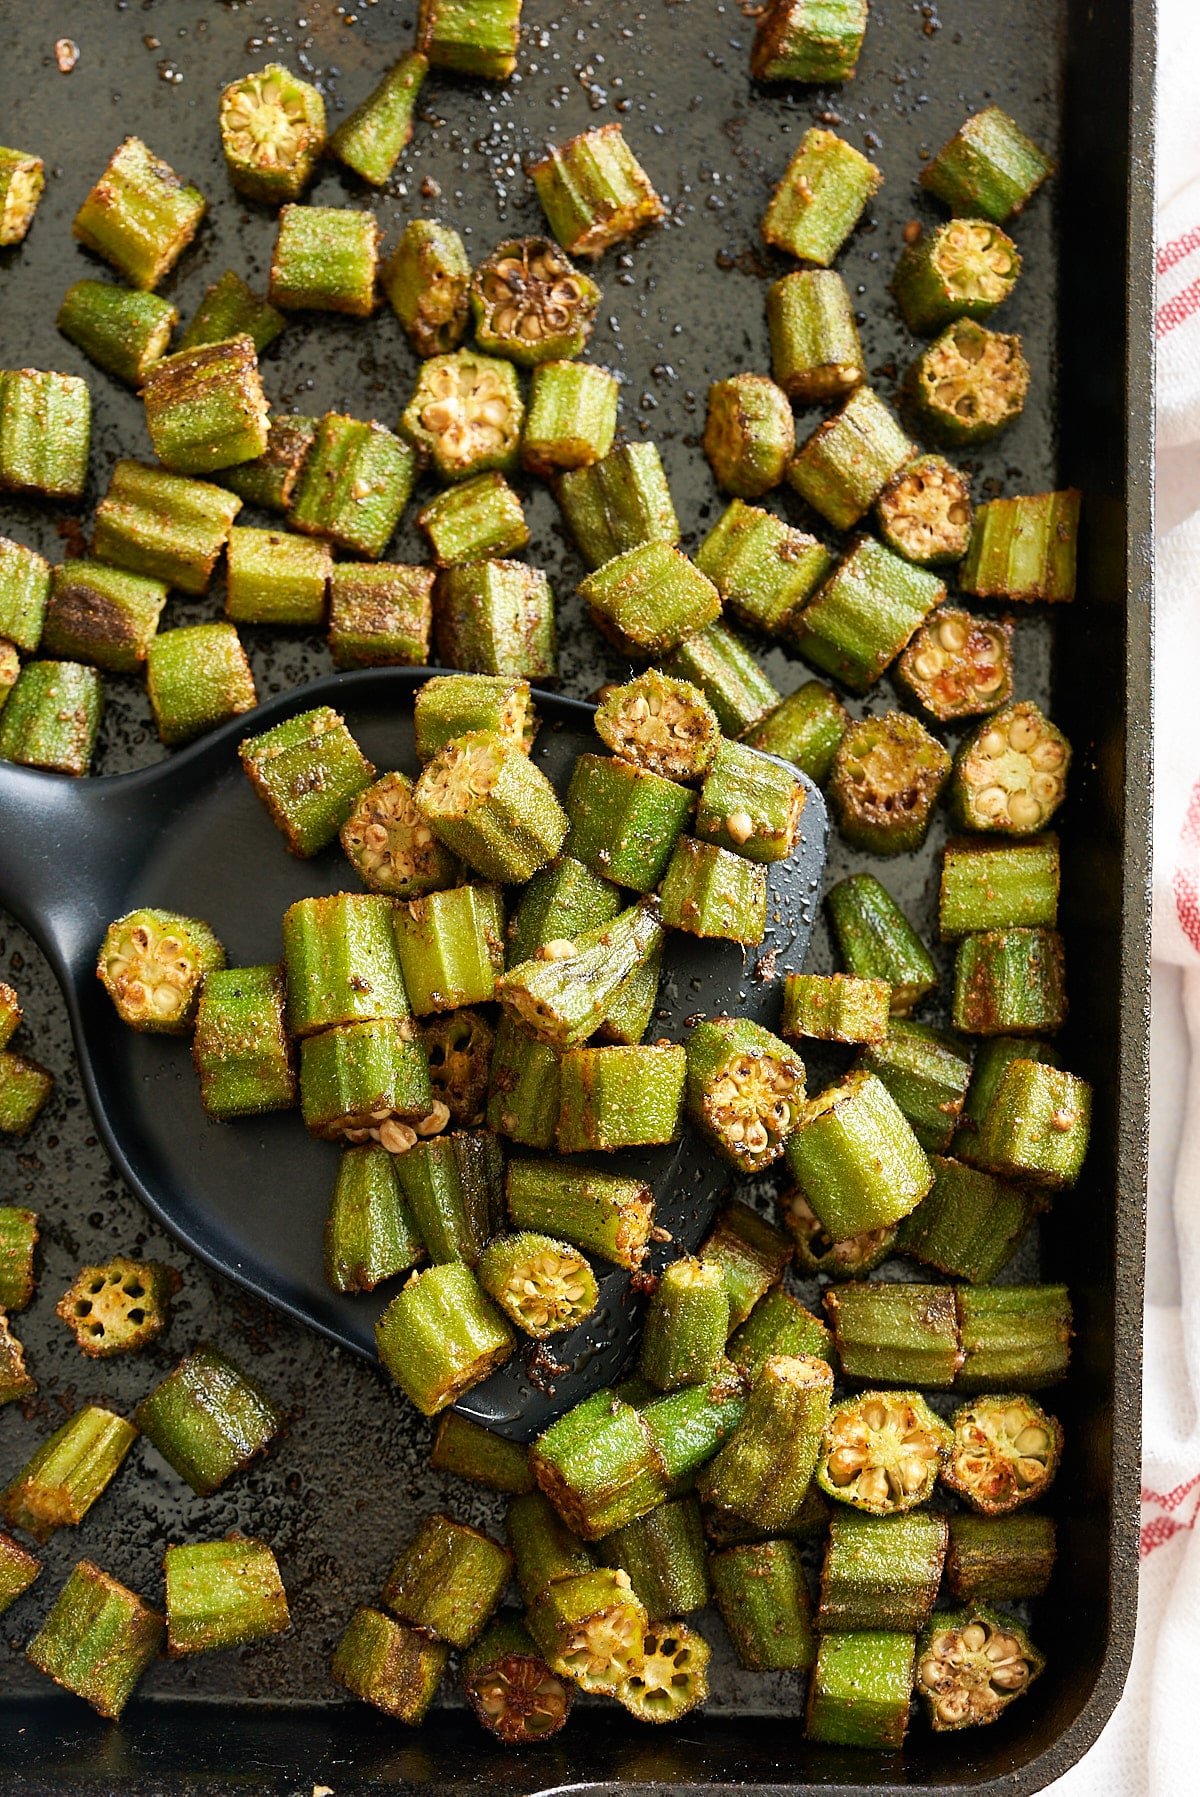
[696,500,833,641]
[700,1201,792,1330]
[417,0,522,79]
[1,1406,137,1540]
[922,105,1054,223]
[599,1496,709,1617]
[616,1619,711,1724]
[220,63,325,201]
[897,609,1012,727]
[827,873,937,1014]
[751,0,867,81]
[896,1155,1033,1283]
[506,1157,652,1269]
[895,219,1021,336]
[556,440,679,568]
[216,414,317,514]
[917,1605,1043,1731]
[382,219,471,358]
[699,1354,833,1531]
[471,236,600,365]
[830,711,951,855]
[73,136,205,288]
[0,1206,38,1312]
[434,560,557,681]
[709,1538,815,1672]
[383,1511,512,1650]
[402,349,524,480]
[282,892,410,1038]
[299,1018,433,1146]
[598,933,663,1045]
[57,280,177,386]
[0,642,18,710]
[951,700,1071,834]
[93,462,241,597]
[532,1389,668,1540]
[531,123,664,259]
[527,1566,647,1696]
[792,542,946,696]
[817,1389,952,1514]
[909,320,1030,446]
[332,1607,447,1723]
[418,473,528,567]
[135,1349,280,1495]
[762,127,882,265]
[478,1231,599,1338]
[727,1288,831,1378]
[564,755,692,890]
[639,1257,730,1391]
[0,368,90,500]
[595,673,718,785]
[165,1537,289,1656]
[663,622,781,740]
[877,458,974,573]
[507,1489,595,1603]
[331,51,428,186]
[177,270,286,357]
[960,489,1081,603]
[376,1261,515,1413]
[782,972,890,1047]
[56,1257,179,1358]
[393,883,506,1014]
[505,858,618,973]
[659,837,768,945]
[329,562,433,669]
[423,1007,494,1126]
[953,926,1066,1036]
[289,414,416,558]
[807,1630,915,1749]
[747,681,848,787]
[0,537,50,653]
[415,672,534,763]
[142,336,269,476]
[942,1393,1062,1515]
[971,1057,1090,1190]
[0,1530,40,1614]
[827,1281,963,1388]
[954,1038,1059,1167]
[269,205,380,316]
[149,620,257,735]
[788,389,914,534]
[415,730,568,882]
[523,360,619,476]
[946,1512,1056,1604]
[581,542,720,659]
[462,1615,574,1743]
[819,1509,948,1632]
[709,1494,834,1554]
[225,527,331,628]
[781,1189,897,1281]
[956,1284,1072,1390]
[239,705,376,857]
[0,1314,35,1406]
[557,1042,685,1153]
[940,836,1060,939]
[487,1018,562,1149]
[0,660,102,775]
[857,1020,973,1154]
[703,374,795,500]
[0,1050,53,1134]
[42,560,166,674]
[431,1413,535,1494]
[27,1562,163,1721]
[324,1144,423,1293]
[784,1068,932,1241]
[97,908,224,1036]
[685,1017,804,1174]
[696,739,806,864]
[394,1131,504,1266]
[767,269,864,406]
[0,146,44,245]
[637,1368,748,1493]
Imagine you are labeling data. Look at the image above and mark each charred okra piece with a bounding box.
[415,730,568,882]
[909,320,1030,446]
[830,711,951,854]
[877,455,974,569]
[486,1019,562,1149]
[582,542,720,659]
[431,1413,535,1494]
[951,701,1071,834]
[324,1145,423,1293]
[564,755,692,890]
[0,1530,40,1614]
[696,500,833,641]
[782,973,890,1047]
[952,926,1066,1036]
[793,543,945,698]
[0,1050,54,1135]
[0,369,90,500]
[463,1615,574,1743]
[165,1537,289,1656]
[1,1406,137,1539]
[946,1512,1056,1603]
[557,1043,685,1152]
[418,473,528,566]
[471,236,599,366]
[762,127,881,265]
[594,670,720,782]
[922,105,1054,223]
[917,1605,1043,1731]
[751,0,867,81]
[599,1496,709,1617]
[147,622,257,747]
[290,413,416,557]
[177,270,286,357]
[0,660,103,774]
[522,360,619,476]
[527,1566,648,1695]
[434,560,556,680]
[940,836,1060,937]
[42,560,166,674]
[216,414,317,514]
[827,1282,963,1388]
[710,1537,815,1671]
[329,562,433,668]
[504,854,619,967]
[282,892,410,1037]
[299,1018,432,1145]
[699,1354,833,1531]
[896,1155,1033,1283]
[700,1201,793,1330]
[478,1232,598,1337]
[331,51,428,186]
[895,219,1021,335]
[423,1007,494,1127]
[415,672,533,763]
[57,280,177,386]
[532,1389,668,1539]
[393,884,505,1014]
[960,489,1081,603]
[0,537,49,653]
[0,1314,34,1405]
[219,64,325,201]
[747,681,848,786]
[971,1057,1090,1190]
[781,1188,896,1280]
[142,336,269,476]
[225,527,331,628]
[56,1257,179,1357]
[766,268,864,403]
[402,349,523,481]
[383,1512,511,1649]
[857,1021,972,1153]
[640,1257,730,1390]
[897,608,1011,725]
[818,1389,952,1514]
[0,1205,38,1312]
[728,1288,831,1378]
[394,1132,503,1265]
[382,219,471,358]
[417,0,522,79]
[789,389,915,533]
[703,375,795,499]
[696,739,806,863]
[269,205,380,316]
[685,1017,804,1174]
[664,622,781,739]
[240,706,376,857]
[942,1394,1062,1515]
[532,123,664,259]
[73,137,205,289]
[956,1285,1072,1390]
[507,1489,594,1602]
[637,1369,748,1492]
[135,1349,280,1495]
[26,1562,163,1720]
[785,1068,932,1240]
[807,1630,915,1748]
[506,1158,653,1268]
[332,1607,447,1723]
[616,1620,711,1723]
[659,837,768,944]
[97,908,224,1036]
[557,441,679,568]
[376,1261,515,1413]
[0,146,44,245]
[819,1509,947,1632]
[93,461,242,596]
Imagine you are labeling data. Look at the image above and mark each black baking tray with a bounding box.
[0,0,1153,1790]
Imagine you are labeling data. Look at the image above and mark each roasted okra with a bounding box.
[135,1350,280,1495]
[916,1605,1043,1731]
[329,563,434,668]
[240,706,376,857]
[830,711,951,855]
[165,1537,290,1655]
[56,1258,179,1358]
[556,441,680,568]
[417,0,523,80]
[531,124,665,259]
[751,0,868,82]
[330,52,428,187]
[26,1562,163,1720]
[767,268,865,403]
[462,1615,574,1743]
[290,413,417,558]
[93,461,242,596]
[382,219,472,358]
[57,280,178,386]
[73,137,206,289]
[959,490,1081,603]
[269,205,380,316]
[817,1389,952,1515]
[178,270,286,356]
[0,368,91,500]
[0,146,45,246]
[908,320,1030,447]
[790,539,946,694]
[762,128,882,266]
[703,374,795,499]
[921,105,1054,223]
[142,336,270,476]
[434,559,557,680]
[147,623,258,747]
[219,64,326,202]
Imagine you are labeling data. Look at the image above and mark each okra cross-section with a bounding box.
[959,489,1081,603]
[383,1511,512,1650]
[471,235,599,366]
[142,335,270,476]
[784,1068,932,1241]
[1,1406,138,1540]
[826,1282,964,1388]
[478,1232,598,1337]
[830,711,951,854]
[55,1257,180,1358]
[240,705,376,857]
[423,1007,495,1126]
[527,1565,648,1696]
[709,1539,815,1672]
[616,1620,711,1723]
[894,219,1021,336]
[329,563,434,669]
[950,701,1071,833]
[0,369,91,500]
[73,136,205,289]
[942,1394,1062,1515]
[531,1388,668,1539]
[331,1607,448,1723]
[762,127,882,267]
[415,730,568,882]
[434,559,557,681]
[289,414,417,558]
[877,455,975,569]
[375,1261,515,1413]
[896,607,1012,721]
[816,1392,953,1516]
[806,1629,915,1749]
[698,1353,833,1532]
[269,204,380,316]
[462,1616,574,1744]
[97,908,225,1036]
[557,1042,685,1152]
[165,1537,290,1655]
[26,1562,163,1720]
[819,1509,948,1633]
[556,441,680,569]
[0,655,103,769]
[135,1349,280,1495]
[751,0,868,82]
[581,542,721,659]
[781,1188,896,1281]
[565,753,693,890]
[402,349,524,481]
[685,1017,804,1174]
[909,320,1030,447]
[695,500,833,641]
[531,123,664,259]
[595,670,720,782]
[921,105,1054,224]
[219,64,327,202]
[916,1605,1043,1731]
[505,1158,654,1269]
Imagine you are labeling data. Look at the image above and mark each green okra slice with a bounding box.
[240,705,376,857]
[431,1413,535,1494]
[486,1017,562,1149]
[1,1406,137,1540]
[216,414,317,513]
[383,1511,512,1649]
[0,537,50,654]
[830,711,951,855]
[955,1284,1072,1390]
[663,621,782,739]
[417,0,522,79]
[952,927,1066,1036]
[599,932,664,1046]
[747,680,848,786]
[819,1509,948,1632]
[290,413,417,558]
[696,738,806,864]
[0,1530,40,1615]
[376,1261,515,1413]
[283,892,410,1038]
[478,1231,598,1337]
[599,1496,709,1618]
[594,671,719,784]
[393,883,505,1015]
[0,1050,53,1134]
[507,1489,595,1602]
[506,1157,652,1268]
[402,349,524,481]
[0,642,18,711]
[817,1389,953,1514]
[414,672,534,763]
[94,462,242,596]
[708,1485,833,1544]
[762,127,882,265]
[695,500,833,642]
[946,1512,1056,1604]
[896,607,1012,725]
[523,359,619,477]
[382,219,471,358]
[0,369,90,500]
[328,562,434,669]
[971,1057,1090,1189]
[527,1566,648,1695]
[703,374,795,500]
[909,319,1030,447]
[806,1629,915,1748]
[434,559,557,681]
[659,836,768,945]
[462,1614,574,1743]
[73,136,205,289]
[751,0,867,81]
[0,660,102,774]
[894,219,1021,336]
[791,541,946,696]
[300,1018,432,1145]
[788,390,914,536]
[147,623,258,747]
[55,1257,180,1358]
[0,1313,35,1406]
[27,1561,163,1721]
[916,1604,1043,1731]
[394,1131,503,1265]
[940,836,1060,938]
[415,729,569,881]
[954,1037,1059,1164]
[532,1389,668,1540]
[423,1007,494,1127]
[826,1281,963,1388]
[142,336,270,476]
[615,1619,711,1724]
[269,204,380,316]
[857,1021,973,1154]
[639,1257,730,1391]
[637,1368,748,1493]
[42,560,166,674]
[557,1042,686,1152]
[505,854,620,968]
[564,754,693,890]
[177,270,286,357]
[581,541,721,659]
[57,280,177,386]
[97,908,224,1036]
[727,1288,831,1378]
[219,63,325,201]
[951,700,1071,834]
[942,1393,1062,1515]
[878,463,975,582]
[780,1188,897,1281]
[709,1538,815,1672]
[698,1354,833,1531]
[896,1155,1033,1284]
[684,1017,805,1174]
[165,1537,289,1656]
[784,1068,932,1241]
[0,146,44,245]
[418,473,528,567]
[0,1206,38,1312]
[324,1145,424,1293]
[135,1349,280,1495]
[472,236,600,366]
[332,1607,448,1723]
[960,489,1081,603]
[767,267,865,403]
[827,873,937,1014]
[782,973,890,1047]
[556,440,679,569]
[225,526,331,628]
[922,105,1054,223]
[700,1202,793,1331]
[531,122,664,259]
[331,51,428,186]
